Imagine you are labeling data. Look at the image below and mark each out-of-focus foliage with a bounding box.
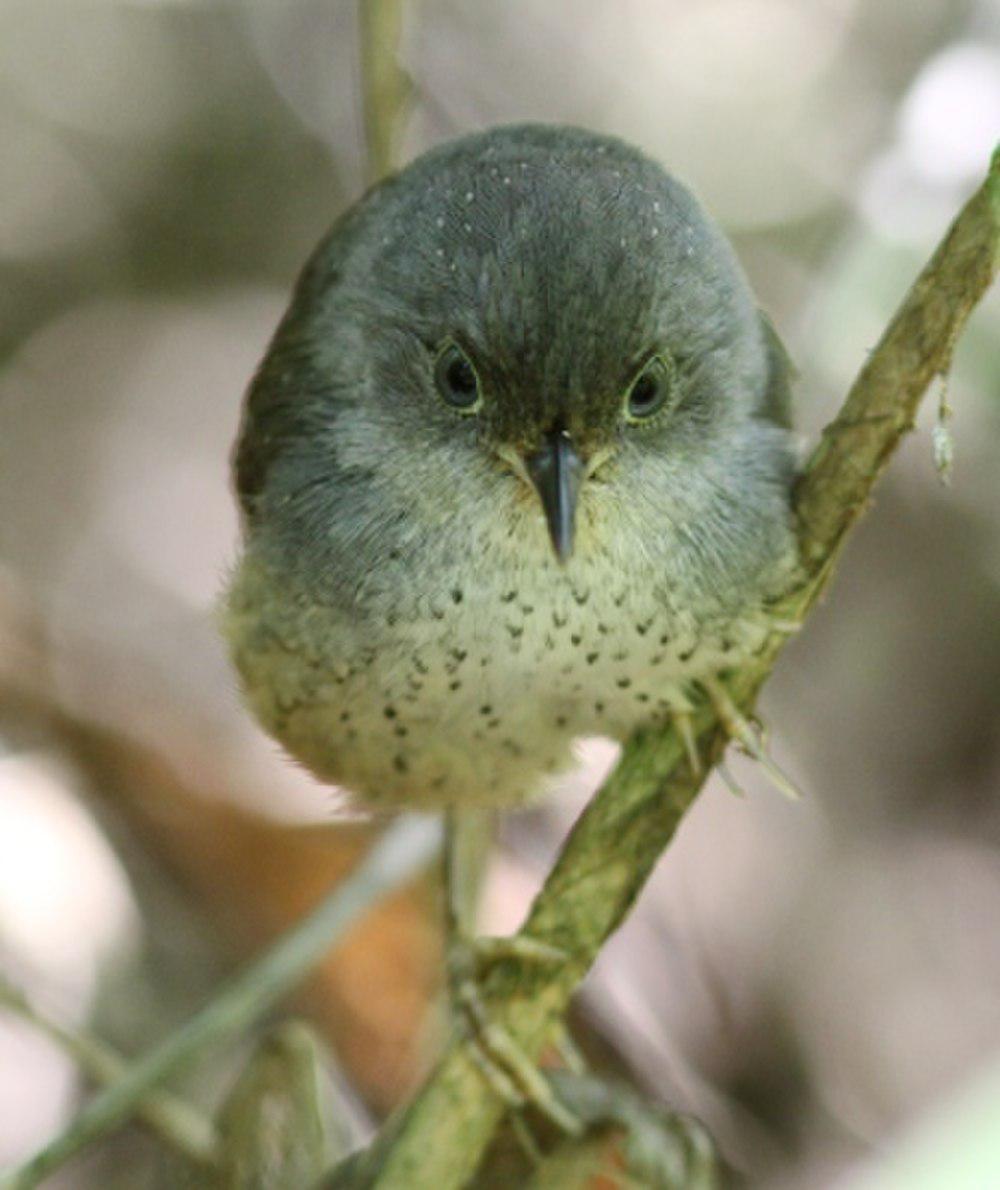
[0,2,998,1186]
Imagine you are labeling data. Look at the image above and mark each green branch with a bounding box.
[0,978,217,1168]
[1,814,440,1189]
[337,147,1000,1189]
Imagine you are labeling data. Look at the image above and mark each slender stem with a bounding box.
[358,0,411,184]
[443,806,494,939]
[2,814,441,1189]
[0,979,217,1167]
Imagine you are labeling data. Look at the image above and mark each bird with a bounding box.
[222,123,799,1118]
[223,123,798,821]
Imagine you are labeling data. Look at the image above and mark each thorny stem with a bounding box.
[332,147,1000,1189]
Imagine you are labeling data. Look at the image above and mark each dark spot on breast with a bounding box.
[586,652,599,665]
[552,611,568,628]
[555,715,567,727]
[597,623,610,635]
[636,692,649,703]
[721,638,733,653]
[679,647,695,662]
[594,701,605,714]
[636,620,652,636]
[450,648,468,663]
[431,605,445,620]
[572,588,589,606]
[393,754,409,773]
[612,650,628,663]
[501,590,517,603]
[480,704,493,715]
[659,634,671,646]
[413,657,429,675]
[506,623,524,639]
[394,725,409,737]
[339,711,351,722]
[544,635,556,651]
[570,633,582,646]
[487,717,500,729]
[616,677,632,689]
[520,604,535,615]
[449,679,462,691]
[383,705,396,719]
[451,588,464,604]
[501,738,523,756]
[613,592,626,608]
[650,654,664,666]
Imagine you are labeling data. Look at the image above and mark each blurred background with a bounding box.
[1,1,998,1185]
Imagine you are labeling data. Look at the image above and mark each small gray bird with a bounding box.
[223,124,798,816]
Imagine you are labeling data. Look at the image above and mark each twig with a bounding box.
[6,12,420,1183]
[0,978,217,1167]
[358,0,411,184]
[330,147,1000,1188]
[1,814,441,1189]
[793,145,1000,579]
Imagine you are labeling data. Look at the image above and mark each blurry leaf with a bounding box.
[213,1022,346,1190]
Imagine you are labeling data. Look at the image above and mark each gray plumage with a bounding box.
[223,124,799,808]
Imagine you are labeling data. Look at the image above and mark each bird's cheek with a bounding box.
[583,445,617,484]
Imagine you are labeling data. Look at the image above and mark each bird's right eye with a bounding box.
[434,342,482,413]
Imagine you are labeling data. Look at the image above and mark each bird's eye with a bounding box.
[434,342,482,413]
[623,354,676,424]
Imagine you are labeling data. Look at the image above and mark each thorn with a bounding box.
[551,1025,588,1076]
[674,710,702,776]
[717,763,747,799]
[751,713,770,749]
[702,676,804,801]
[743,744,803,802]
[469,935,566,967]
[463,1023,525,1107]
[448,935,582,1136]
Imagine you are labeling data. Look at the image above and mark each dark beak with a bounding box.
[525,429,584,563]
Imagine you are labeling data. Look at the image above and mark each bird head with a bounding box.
[236,124,792,592]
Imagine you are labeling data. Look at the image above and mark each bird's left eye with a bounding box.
[623,355,676,424]
[434,342,482,413]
